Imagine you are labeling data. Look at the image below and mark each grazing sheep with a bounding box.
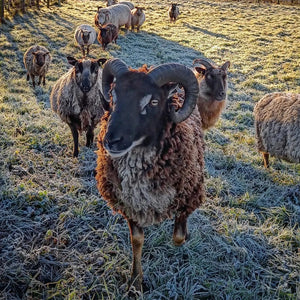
[193,58,230,130]
[168,3,180,22]
[254,92,300,168]
[95,58,205,292]
[95,4,132,32]
[23,45,51,88]
[74,24,97,57]
[106,0,134,9]
[50,56,107,157]
[97,23,119,50]
[131,6,145,32]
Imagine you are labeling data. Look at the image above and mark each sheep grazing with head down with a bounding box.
[168,3,180,22]
[193,58,230,130]
[95,58,205,292]
[131,6,146,32]
[50,56,107,157]
[74,24,97,57]
[23,45,51,88]
[254,92,300,168]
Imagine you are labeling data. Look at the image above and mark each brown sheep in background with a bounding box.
[97,23,119,50]
[168,3,180,22]
[23,45,51,88]
[254,92,300,168]
[193,58,230,130]
[95,58,205,292]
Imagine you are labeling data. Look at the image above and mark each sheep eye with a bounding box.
[150,99,159,106]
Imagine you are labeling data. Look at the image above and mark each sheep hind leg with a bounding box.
[68,123,79,157]
[86,126,94,147]
[262,152,269,168]
[128,220,144,293]
[173,213,188,246]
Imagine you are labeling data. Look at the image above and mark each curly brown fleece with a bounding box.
[96,108,205,227]
[254,92,300,164]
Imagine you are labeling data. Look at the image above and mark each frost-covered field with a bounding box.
[0,0,299,299]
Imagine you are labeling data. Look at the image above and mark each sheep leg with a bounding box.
[81,46,85,57]
[30,74,35,88]
[38,75,42,85]
[42,75,46,86]
[87,45,90,56]
[26,73,30,81]
[86,126,94,147]
[173,213,188,246]
[68,123,79,157]
[262,152,269,168]
[128,219,144,292]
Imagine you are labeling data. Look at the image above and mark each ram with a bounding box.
[95,58,205,292]
[50,56,107,157]
[74,24,97,57]
[193,58,230,130]
[254,92,300,167]
[23,45,51,88]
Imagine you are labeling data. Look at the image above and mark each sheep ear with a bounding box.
[222,61,230,71]
[195,66,206,76]
[67,56,78,66]
[97,6,102,11]
[44,51,50,56]
[97,58,107,66]
[32,51,37,56]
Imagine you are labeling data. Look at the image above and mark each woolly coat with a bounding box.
[254,92,300,163]
[74,24,97,47]
[96,108,205,227]
[23,45,51,78]
[96,4,132,29]
[194,70,227,130]
[50,67,104,132]
[131,8,146,30]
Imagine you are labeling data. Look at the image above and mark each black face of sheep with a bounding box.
[101,60,198,158]
[194,59,230,101]
[32,50,49,67]
[67,56,104,94]
[80,30,91,44]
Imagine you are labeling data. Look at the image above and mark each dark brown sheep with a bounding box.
[95,58,205,292]
[97,23,118,50]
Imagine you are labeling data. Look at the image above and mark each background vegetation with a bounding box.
[0,0,299,299]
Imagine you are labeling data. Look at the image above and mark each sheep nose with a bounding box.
[104,135,123,150]
[219,91,225,98]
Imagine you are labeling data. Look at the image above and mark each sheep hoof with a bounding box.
[173,234,186,246]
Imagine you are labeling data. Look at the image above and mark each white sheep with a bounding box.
[131,6,145,32]
[95,4,132,32]
[254,92,300,167]
[23,45,51,88]
[74,24,97,57]
[50,56,107,157]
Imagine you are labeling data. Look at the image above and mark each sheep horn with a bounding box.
[193,58,214,69]
[102,58,129,101]
[148,63,199,123]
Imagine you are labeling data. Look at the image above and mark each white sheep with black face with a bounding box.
[254,92,300,168]
[74,24,97,57]
[50,56,107,157]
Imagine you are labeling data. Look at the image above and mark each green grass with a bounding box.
[0,0,300,299]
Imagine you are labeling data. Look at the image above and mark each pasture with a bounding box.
[0,0,299,299]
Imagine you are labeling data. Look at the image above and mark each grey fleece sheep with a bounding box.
[23,45,51,88]
[131,6,145,32]
[74,24,97,57]
[95,4,132,32]
[254,92,300,168]
[106,0,134,9]
[50,56,107,157]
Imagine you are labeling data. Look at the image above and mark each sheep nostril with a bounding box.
[105,136,122,149]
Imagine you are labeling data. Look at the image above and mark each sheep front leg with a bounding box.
[81,45,85,57]
[173,213,188,246]
[30,74,35,88]
[68,123,79,157]
[87,45,90,56]
[262,152,269,168]
[86,126,94,147]
[128,219,144,292]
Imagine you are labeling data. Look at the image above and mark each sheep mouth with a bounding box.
[104,136,146,158]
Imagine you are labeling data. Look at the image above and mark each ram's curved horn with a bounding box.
[102,58,129,101]
[148,63,199,123]
[193,58,214,69]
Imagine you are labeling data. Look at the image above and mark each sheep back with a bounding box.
[23,45,51,77]
[96,109,205,227]
[254,92,300,163]
[50,67,104,131]
[96,4,132,29]
[74,24,97,46]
